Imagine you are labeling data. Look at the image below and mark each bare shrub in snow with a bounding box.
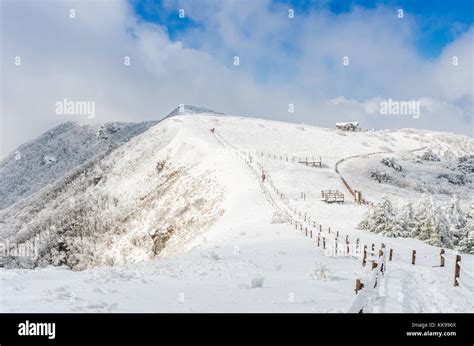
[438,173,466,186]
[420,149,440,162]
[155,160,166,173]
[309,262,330,281]
[207,252,220,261]
[381,158,403,172]
[365,151,473,196]
[370,169,392,183]
[458,155,474,174]
[271,212,289,224]
[151,225,174,255]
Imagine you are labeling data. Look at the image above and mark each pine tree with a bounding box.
[397,202,415,237]
[445,195,466,246]
[357,211,373,230]
[372,196,397,237]
[391,215,405,238]
[428,205,451,247]
[412,196,434,240]
[412,197,451,247]
[457,204,474,254]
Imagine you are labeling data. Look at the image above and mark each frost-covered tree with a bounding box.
[428,205,451,247]
[361,195,469,251]
[359,196,398,237]
[373,196,396,235]
[357,211,373,231]
[412,196,434,240]
[391,216,405,238]
[396,202,415,237]
[457,204,474,254]
[445,195,466,246]
[413,197,451,247]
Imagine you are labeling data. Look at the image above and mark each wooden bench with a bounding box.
[321,190,344,203]
[298,156,322,167]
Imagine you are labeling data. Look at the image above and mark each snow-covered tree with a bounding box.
[361,195,470,251]
[396,202,415,237]
[428,205,451,247]
[373,197,396,235]
[412,197,451,247]
[412,196,434,240]
[357,211,373,231]
[457,204,474,254]
[445,195,466,246]
[359,196,399,237]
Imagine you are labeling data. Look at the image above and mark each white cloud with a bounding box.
[0,0,472,157]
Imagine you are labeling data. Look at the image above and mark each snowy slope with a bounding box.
[0,121,157,209]
[0,111,472,312]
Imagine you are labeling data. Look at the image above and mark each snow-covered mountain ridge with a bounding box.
[0,121,157,210]
[0,110,472,312]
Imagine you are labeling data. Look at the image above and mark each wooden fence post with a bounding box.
[335,239,338,255]
[355,279,364,294]
[328,227,331,234]
[373,261,379,288]
[305,228,308,236]
[389,249,393,261]
[323,237,326,249]
[336,231,339,238]
[317,233,320,247]
[310,230,313,238]
[454,255,461,287]
[412,250,416,265]
[371,260,378,270]
[362,245,367,266]
[319,224,322,232]
[440,249,445,267]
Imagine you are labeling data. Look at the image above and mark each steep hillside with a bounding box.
[0,117,225,269]
[0,121,157,209]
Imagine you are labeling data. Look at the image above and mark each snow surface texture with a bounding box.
[0,112,472,312]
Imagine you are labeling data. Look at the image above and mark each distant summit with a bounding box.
[166,105,225,118]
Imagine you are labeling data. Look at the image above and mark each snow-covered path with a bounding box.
[373,259,472,313]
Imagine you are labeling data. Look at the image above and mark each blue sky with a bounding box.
[133,0,474,58]
[2,0,473,156]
